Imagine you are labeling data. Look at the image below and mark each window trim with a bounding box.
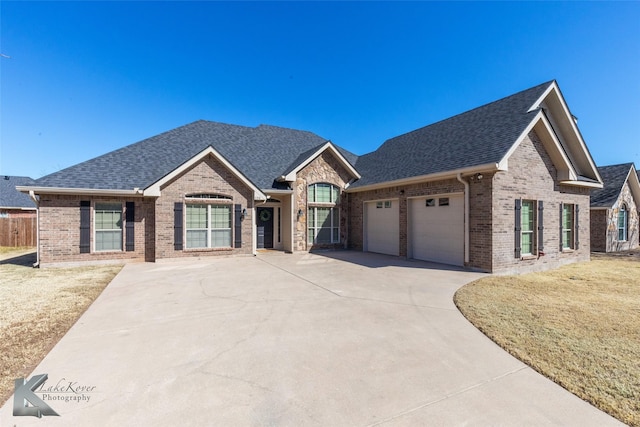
[307,183,340,245]
[562,203,575,250]
[185,203,232,249]
[94,202,123,252]
[520,199,537,257]
[618,204,628,241]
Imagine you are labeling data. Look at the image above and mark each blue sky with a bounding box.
[1,1,638,179]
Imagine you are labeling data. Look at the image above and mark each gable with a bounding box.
[514,81,601,186]
[591,163,640,209]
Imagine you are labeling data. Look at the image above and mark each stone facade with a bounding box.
[294,151,354,251]
[590,181,639,252]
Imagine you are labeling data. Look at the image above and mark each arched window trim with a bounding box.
[185,193,233,200]
[307,183,340,204]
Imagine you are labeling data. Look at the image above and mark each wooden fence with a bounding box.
[0,217,36,247]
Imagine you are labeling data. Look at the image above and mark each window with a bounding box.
[521,200,536,256]
[95,203,122,251]
[426,198,435,207]
[439,198,449,206]
[308,183,340,244]
[186,204,231,248]
[562,204,575,250]
[384,201,392,208]
[376,201,383,209]
[618,205,628,241]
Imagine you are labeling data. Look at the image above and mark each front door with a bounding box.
[256,207,274,249]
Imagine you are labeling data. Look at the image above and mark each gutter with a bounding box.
[28,191,40,268]
[456,173,470,265]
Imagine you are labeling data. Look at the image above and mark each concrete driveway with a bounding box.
[1,251,621,426]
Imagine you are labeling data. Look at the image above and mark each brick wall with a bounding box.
[38,195,152,266]
[491,130,590,274]
[347,129,591,274]
[590,209,607,252]
[155,154,254,259]
[295,151,354,251]
[347,179,465,257]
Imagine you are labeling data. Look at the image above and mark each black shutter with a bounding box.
[559,202,564,252]
[575,204,580,250]
[234,204,242,248]
[125,202,135,252]
[80,201,91,253]
[174,202,183,250]
[514,199,521,259]
[537,201,544,253]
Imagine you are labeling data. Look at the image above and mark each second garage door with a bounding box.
[365,200,399,256]
[409,194,464,266]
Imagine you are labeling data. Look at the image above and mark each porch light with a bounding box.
[297,209,303,220]
[241,208,247,220]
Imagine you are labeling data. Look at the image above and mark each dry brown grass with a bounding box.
[0,248,122,406]
[455,252,640,426]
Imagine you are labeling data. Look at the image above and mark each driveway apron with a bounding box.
[1,252,622,426]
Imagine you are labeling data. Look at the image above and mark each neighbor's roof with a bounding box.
[351,81,554,188]
[591,163,637,208]
[0,176,37,209]
[32,121,357,191]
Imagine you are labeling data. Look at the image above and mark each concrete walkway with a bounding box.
[1,252,622,426]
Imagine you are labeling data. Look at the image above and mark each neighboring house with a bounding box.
[590,163,640,252]
[18,80,603,273]
[0,176,37,246]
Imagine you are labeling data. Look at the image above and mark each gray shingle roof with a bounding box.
[33,121,355,191]
[590,163,635,208]
[0,176,37,209]
[350,81,554,188]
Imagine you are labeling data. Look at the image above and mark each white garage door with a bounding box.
[409,194,464,266]
[365,200,399,256]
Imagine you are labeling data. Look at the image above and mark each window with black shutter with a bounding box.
[174,202,183,250]
[125,202,135,252]
[80,201,91,253]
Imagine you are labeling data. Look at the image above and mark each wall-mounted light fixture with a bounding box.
[399,189,405,195]
[476,173,483,180]
[241,208,247,220]
[297,209,303,220]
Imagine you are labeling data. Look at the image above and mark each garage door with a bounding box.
[409,194,464,266]
[365,200,399,256]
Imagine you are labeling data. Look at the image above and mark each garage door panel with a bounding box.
[365,201,399,256]
[410,195,463,266]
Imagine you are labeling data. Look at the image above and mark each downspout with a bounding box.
[456,173,470,265]
[28,191,40,268]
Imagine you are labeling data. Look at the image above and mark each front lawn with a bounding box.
[0,248,122,406]
[455,252,640,426]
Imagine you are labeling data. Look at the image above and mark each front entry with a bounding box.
[256,207,274,249]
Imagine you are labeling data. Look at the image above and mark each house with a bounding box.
[590,163,640,252]
[0,176,37,246]
[18,80,603,273]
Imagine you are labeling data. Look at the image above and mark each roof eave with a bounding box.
[559,180,604,189]
[346,162,501,193]
[16,185,145,197]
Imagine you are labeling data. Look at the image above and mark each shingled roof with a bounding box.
[590,163,637,208]
[0,176,37,209]
[33,121,356,191]
[351,81,554,188]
